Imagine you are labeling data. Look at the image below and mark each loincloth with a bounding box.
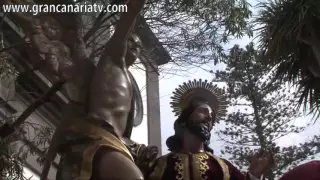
[56,118,133,180]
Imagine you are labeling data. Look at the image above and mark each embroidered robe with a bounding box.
[145,152,251,180]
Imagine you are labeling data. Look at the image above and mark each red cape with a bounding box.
[279,160,320,180]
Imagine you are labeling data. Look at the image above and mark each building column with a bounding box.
[145,64,162,156]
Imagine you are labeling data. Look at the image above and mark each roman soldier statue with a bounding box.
[145,79,275,180]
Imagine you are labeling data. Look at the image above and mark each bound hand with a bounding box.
[248,150,276,178]
[136,145,158,174]
[136,145,158,165]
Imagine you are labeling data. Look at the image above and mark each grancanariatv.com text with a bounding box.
[2,3,127,15]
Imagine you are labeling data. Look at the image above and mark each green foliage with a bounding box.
[144,0,252,67]
[0,53,19,80]
[0,51,23,179]
[0,53,53,179]
[0,119,54,179]
[215,43,320,179]
[0,133,24,180]
[29,0,252,73]
[255,0,320,120]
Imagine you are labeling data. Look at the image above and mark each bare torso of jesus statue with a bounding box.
[87,31,142,135]
[88,54,133,136]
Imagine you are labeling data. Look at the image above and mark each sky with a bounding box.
[155,0,320,157]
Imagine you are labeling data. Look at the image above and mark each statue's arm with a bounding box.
[136,145,158,175]
[92,147,144,180]
[100,0,146,65]
[122,137,158,175]
[144,155,169,180]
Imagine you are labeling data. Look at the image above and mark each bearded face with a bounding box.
[185,104,215,143]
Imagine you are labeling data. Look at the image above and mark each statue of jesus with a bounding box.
[34,0,153,179]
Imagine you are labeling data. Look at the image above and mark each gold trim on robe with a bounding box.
[147,152,233,180]
[193,153,210,180]
[172,153,189,180]
[64,119,133,180]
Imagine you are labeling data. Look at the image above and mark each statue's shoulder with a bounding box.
[156,152,172,161]
[206,153,231,179]
[206,152,222,159]
[147,153,172,179]
[206,152,229,166]
[152,152,175,166]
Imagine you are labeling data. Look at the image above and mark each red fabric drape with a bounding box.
[279,161,320,180]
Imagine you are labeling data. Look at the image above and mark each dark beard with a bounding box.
[185,120,212,143]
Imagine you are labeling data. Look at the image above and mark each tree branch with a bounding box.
[0,42,29,53]
[0,80,65,139]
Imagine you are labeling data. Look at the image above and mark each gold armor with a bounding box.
[57,119,134,180]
